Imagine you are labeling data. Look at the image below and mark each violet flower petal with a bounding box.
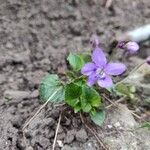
[81,63,97,76]
[104,63,126,76]
[87,73,99,87]
[97,75,113,88]
[87,77,96,87]
[92,47,107,68]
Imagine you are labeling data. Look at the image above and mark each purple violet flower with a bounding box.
[146,56,150,65]
[125,41,139,54]
[117,41,139,54]
[81,47,126,88]
[90,34,100,48]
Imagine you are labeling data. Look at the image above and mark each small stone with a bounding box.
[107,125,113,129]
[49,130,55,138]
[58,125,63,134]
[69,21,84,36]
[76,129,88,142]
[24,129,31,138]
[41,118,55,127]
[27,70,45,86]
[62,145,78,150]
[6,42,13,49]
[4,90,31,100]
[57,132,66,140]
[114,122,121,128]
[30,90,39,98]
[57,140,63,147]
[11,115,22,127]
[39,137,50,149]
[62,145,71,150]
[64,130,75,144]
[26,146,34,150]
[9,77,14,82]
[18,66,24,72]
[0,74,5,84]
[84,141,97,150]
[12,52,30,63]
[18,103,23,109]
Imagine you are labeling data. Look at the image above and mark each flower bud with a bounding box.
[125,41,139,54]
[146,56,150,65]
[90,34,100,48]
[117,41,126,49]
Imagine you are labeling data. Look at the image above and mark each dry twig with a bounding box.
[52,111,62,150]
[105,96,141,119]
[80,113,109,150]
[22,89,60,131]
[102,94,118,107]
[129,111,141,120]
[105,97,125,109]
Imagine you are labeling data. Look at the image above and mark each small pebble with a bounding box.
[114,122,121,128]
[107,125,113,129]
[57,140,63,147]
[76,129,88,142]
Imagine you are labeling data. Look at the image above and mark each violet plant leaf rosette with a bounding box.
[81,47,127,88]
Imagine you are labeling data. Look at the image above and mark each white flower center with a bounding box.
[96,68,106,80]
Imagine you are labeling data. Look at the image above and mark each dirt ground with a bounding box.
[0,0,150,150]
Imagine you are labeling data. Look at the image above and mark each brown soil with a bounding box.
[0,0,150,150]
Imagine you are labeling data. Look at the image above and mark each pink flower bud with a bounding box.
[125,41,139,54]
[90,34,100,48]
[146,56,150,65]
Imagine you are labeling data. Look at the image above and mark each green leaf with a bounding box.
[65,71,76,79]
[79,53,91,63]
[139,122,150,129]
[115,84,129,96]
[115,84,136,99]
[39,74,64,103]
[65,83,82,100]
[82,103,92,112]
[66,98,79,107]
[82,86,101,107]
[74,103,81,113]
[5,96,12,102]
[90,108,97,116]
[129,85,136,93]
[90,110,106,126]
[81,98,92,112]
[67,53,84,71]
[129,93,135,99]
[143,98,150,108]
[73,76,86,86]
[65,83,82,107]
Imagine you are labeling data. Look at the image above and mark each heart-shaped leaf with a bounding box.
[90,110,106,126]
[67,53,84,71]
[39,74,64,103]
[82,86,101,107]
[65,83,82,107]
